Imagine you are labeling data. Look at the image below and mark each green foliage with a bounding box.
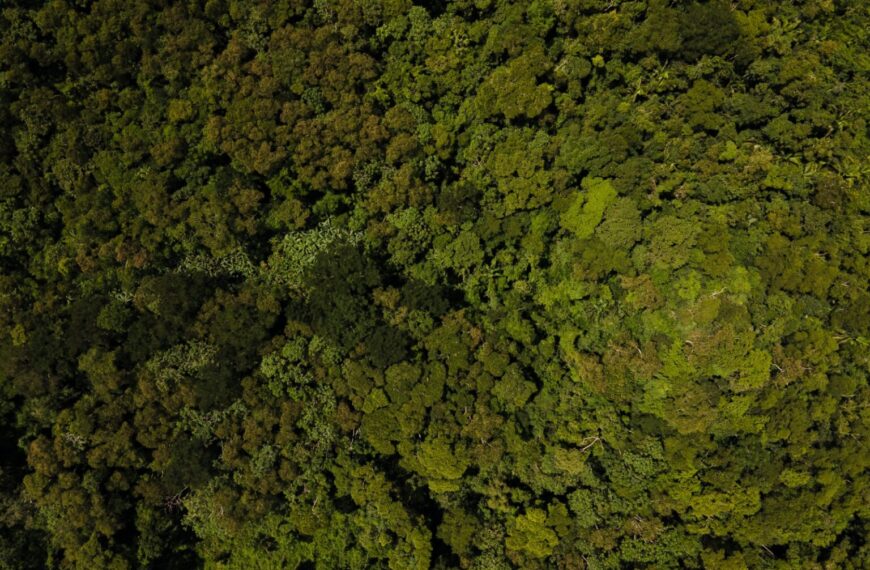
[475,47,554,121]
[505,508,559,559]
[413,438,470,493]
[560,177,618,239]
[266,219,364,294]
[0,0,867,568]
[145,340,218,392]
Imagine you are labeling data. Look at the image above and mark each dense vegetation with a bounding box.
[1,0,868,568]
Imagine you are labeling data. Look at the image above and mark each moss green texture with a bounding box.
[0,1,868,569]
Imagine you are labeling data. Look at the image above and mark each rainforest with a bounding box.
[0,1,868,568]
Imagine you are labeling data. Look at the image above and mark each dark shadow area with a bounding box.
[373,454,461,568]
[679,0,742,61]
[134,515,205,570]
[626,0,744,66]
[413,0,449,18]
[0,403,49,570]
[302,241,463,367]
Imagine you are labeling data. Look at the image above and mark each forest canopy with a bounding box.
[0,0,868,569]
